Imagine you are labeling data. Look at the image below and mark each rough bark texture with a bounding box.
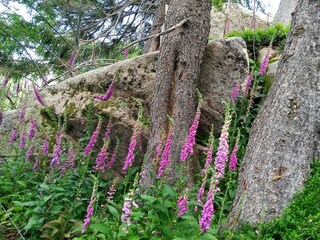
[230,0,320,225]
[140,0,211,187]
[144,0,170,54]
[273,0,299,25]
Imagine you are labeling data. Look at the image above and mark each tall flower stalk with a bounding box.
[84,118,102,157]
[33,85,45,106]
[93,140,110,173]
[28,119,37,140]
[177,189,189,217]
[228,129,240,172]
[50,131,62,167]
[42,134,49,156]
[180,91,203,161]
[258,49,271,76]
[122,126,138,173]
[95,80,115,101]
[82,176,98,234]
[157,128,173,179]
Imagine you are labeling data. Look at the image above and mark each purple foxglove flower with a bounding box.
[0,111,3,125]
[107,150,116,170]
[203,146,213,173]
[93,143,109,173]
[177,195,189,217]
[231,83,239,101]
[229,143,239,172]
[33,85,45,106]
[157,128,173,179]
[16,81,20,94]
[123,48,129,60]
[196,178,207,208]
[19,107,25,122]
[9,128,18,144]
[2,78,9,89]
[103,119,112,141]
[67,51,77,67]
[82,194,95,234]
[107,181,117,201]
[26,145,33,160]
[42,134,49,156]
[122,128,137,173]
[95,81,115,101]
[84,123,101,157]
[28,119,37,139]
[32,158,39,171]
[243,72,253,94]
[214,114,231,180]
[258,50,271,76]
[50,132,62,167]
[19,132,25,149]
[180,105,201,161]
[199,184,215,232]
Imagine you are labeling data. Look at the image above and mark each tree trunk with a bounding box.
[143,0,170,54]
[273,0,299,25]
[140,0,211,187]
[229,0,320,225]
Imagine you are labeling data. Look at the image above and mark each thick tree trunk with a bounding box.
[140,0,211,187]
[229,0,320,225]
[273,0,299,25]
[143,0,170,54]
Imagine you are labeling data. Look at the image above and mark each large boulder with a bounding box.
[210,3,269,39]
[0,37,249,173]
[273,0,299,25]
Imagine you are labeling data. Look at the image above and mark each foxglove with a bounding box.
[95,81,115,101]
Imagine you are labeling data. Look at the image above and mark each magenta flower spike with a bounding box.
[122,127,137,173]
[93,143,109,173]
[84,122,101,157]
[214,111,231,180]
[231,83,239,101]
[157,128,173,179]
[9,128,18,145]
[199,183,215,232]
[228,144,238,172]
[258,50,271,76]
[123,48,129,60]
[180,104,201,161]
[28,119,37,140]
[177,195,189,217]
[33,85,45,106]
[50,131,62,167]
[26,145,33,160]
[19,107,25,122]
[32,158,40,171]
[243,72,253,94]
[82,180,97,234]
[95,81,115,101]
[2,78,8,89]
[103,119,112,141]
[196,178,207,209]
[42,134,49,156]
[107,150,116,170]
[67,51,77,67]
[19,132,25,149]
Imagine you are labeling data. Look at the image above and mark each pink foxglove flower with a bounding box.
[33,85,45,106]
[231,83,239,101]
[50,132,62,166]
[214,113,231,180]
[177,195,189,217]
[19,107,25,122]
[42,134,49,156]
[196,177,207,209]
[82,178,98,234]
[229,143,239,172]
[67,51,77,67]
[199,183,216,232]
[9,128,18,144]
[180,104,201,161]
[32,158,40,171]
[95,81,115,101]
[84,122,101,156]
[28,119,37,139]
[258,50,271,76]
[243,72,253,94]
[19,132,25,149]
[123,48,129,60]
[157,128,173,179]
[122,128,137,173]
[93,142,109,173]
[103,119,112,141]
[26,145,33,160]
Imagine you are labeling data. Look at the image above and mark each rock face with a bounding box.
[273,0,299,25]
[0,37,249,173]
[210,3,269,39]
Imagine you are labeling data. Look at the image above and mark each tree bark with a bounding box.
[229,0,320,225]
[140,0,211,187]
[143,0,170,54]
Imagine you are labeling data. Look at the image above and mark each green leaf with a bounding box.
[91,223,109,235]
[107,205,120,220]
[140,195,158,204]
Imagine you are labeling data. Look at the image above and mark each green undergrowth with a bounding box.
[227,23,290,57]
[224,160,320,240]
